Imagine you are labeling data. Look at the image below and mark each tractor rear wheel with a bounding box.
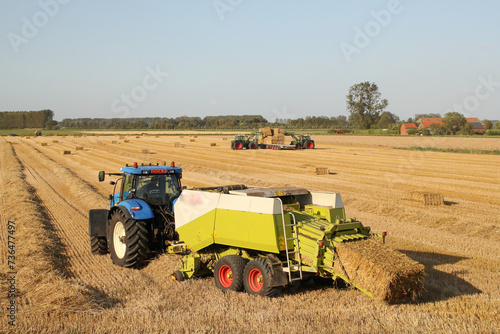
[90,237,108,255]
[304,140,315,149]
[90,236,108,255]
[109,209,149,268]
[234,141,244,150]
[214,255,247,292]
[243,258,281,297]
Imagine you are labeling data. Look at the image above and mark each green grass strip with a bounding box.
[393,146,500,155]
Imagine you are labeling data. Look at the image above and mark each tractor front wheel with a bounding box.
[234,141,244,150]
[243,258,281,297]
[249,143,257,149]
[214,255,247,292]
[109,209,149,268]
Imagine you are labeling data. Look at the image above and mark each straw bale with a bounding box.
[307,166,329,175]
[190,139,195,142]
[223,137,228,140]
[41,143,48,146]
[142,149,150,154]
[404,191,444,206]
[53,140,59,143]
[259,127,273,137]
[75,146,84,150]
[174,142,181,148]
[62,150,71,155]
[210,143,217,146]
[124,139,130,143]
[334,239,425,303]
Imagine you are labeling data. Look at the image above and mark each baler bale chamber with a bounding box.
[169,186,424,302]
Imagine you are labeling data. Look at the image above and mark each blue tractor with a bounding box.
[88,162,183,268]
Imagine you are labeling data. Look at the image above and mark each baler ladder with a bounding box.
[282,212,303,282]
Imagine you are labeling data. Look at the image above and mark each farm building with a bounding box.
[417,117,444,130]
[465,118,486,133]
[400,123,417,135]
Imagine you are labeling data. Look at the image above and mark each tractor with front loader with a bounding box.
[231,133,259,150]
[286,133,315,149]
[89,164,424,302]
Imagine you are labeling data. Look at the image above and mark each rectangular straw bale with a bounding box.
[334,239,425,303]
[75,146,84,150]
[404,191,444,206]
[210,143,217,146]
[142,149,150,154]
[259,127,273,137]
[124,140,130,143]
[190,139,195,142]
[223,137,228,140]
[41,143,48,146]
[53,140,59,143]
[61,150,71,155]
[307,166,329,175]
[174,142,181,148]
[111,140,117,144]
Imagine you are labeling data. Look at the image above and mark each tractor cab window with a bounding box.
[122,174,133,201]
[135,174,180,206]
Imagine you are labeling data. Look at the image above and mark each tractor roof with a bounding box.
[120,165,182,175]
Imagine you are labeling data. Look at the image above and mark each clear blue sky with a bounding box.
[1,1,499,122]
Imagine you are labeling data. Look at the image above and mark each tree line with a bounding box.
[0,110,55,129]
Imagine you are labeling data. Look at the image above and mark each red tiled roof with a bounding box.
[419,121,443,128]
[402,123,417,129]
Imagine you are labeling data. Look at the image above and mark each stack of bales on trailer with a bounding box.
[259,127,286,145]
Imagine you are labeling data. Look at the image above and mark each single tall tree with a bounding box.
[346,82,388,129]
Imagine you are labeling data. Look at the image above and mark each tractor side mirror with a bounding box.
[98,171,105,182]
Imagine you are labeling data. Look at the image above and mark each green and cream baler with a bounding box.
[170,186,424,302]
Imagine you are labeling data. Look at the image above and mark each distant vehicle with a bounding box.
[9,134,19,137]
[35,130,42,136]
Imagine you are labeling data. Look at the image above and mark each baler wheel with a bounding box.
[214,255,246,292]
[243,258,280,297]
[234,141,244,150]
[90,236,108,255]
[109,209,149,268]
[172,270,185,282]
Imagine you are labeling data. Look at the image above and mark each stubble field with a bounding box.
[0,133,499,333]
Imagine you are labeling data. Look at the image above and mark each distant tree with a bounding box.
[414,113,441,121]
[485,120,493,130]
[494,121,500,129]
[346,82,388,129]
[442,112,467,135]
[376,111,400,129]
[429,123,446,135]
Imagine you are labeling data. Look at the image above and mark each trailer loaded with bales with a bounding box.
[89,163,424,302]
[231,128,315,150]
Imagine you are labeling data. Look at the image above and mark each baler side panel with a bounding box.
[174,190,221,252]
[214,194,290,254]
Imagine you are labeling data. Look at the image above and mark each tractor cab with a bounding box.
[99,162,182,209]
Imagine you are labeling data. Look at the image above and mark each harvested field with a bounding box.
[1,134,499,333]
